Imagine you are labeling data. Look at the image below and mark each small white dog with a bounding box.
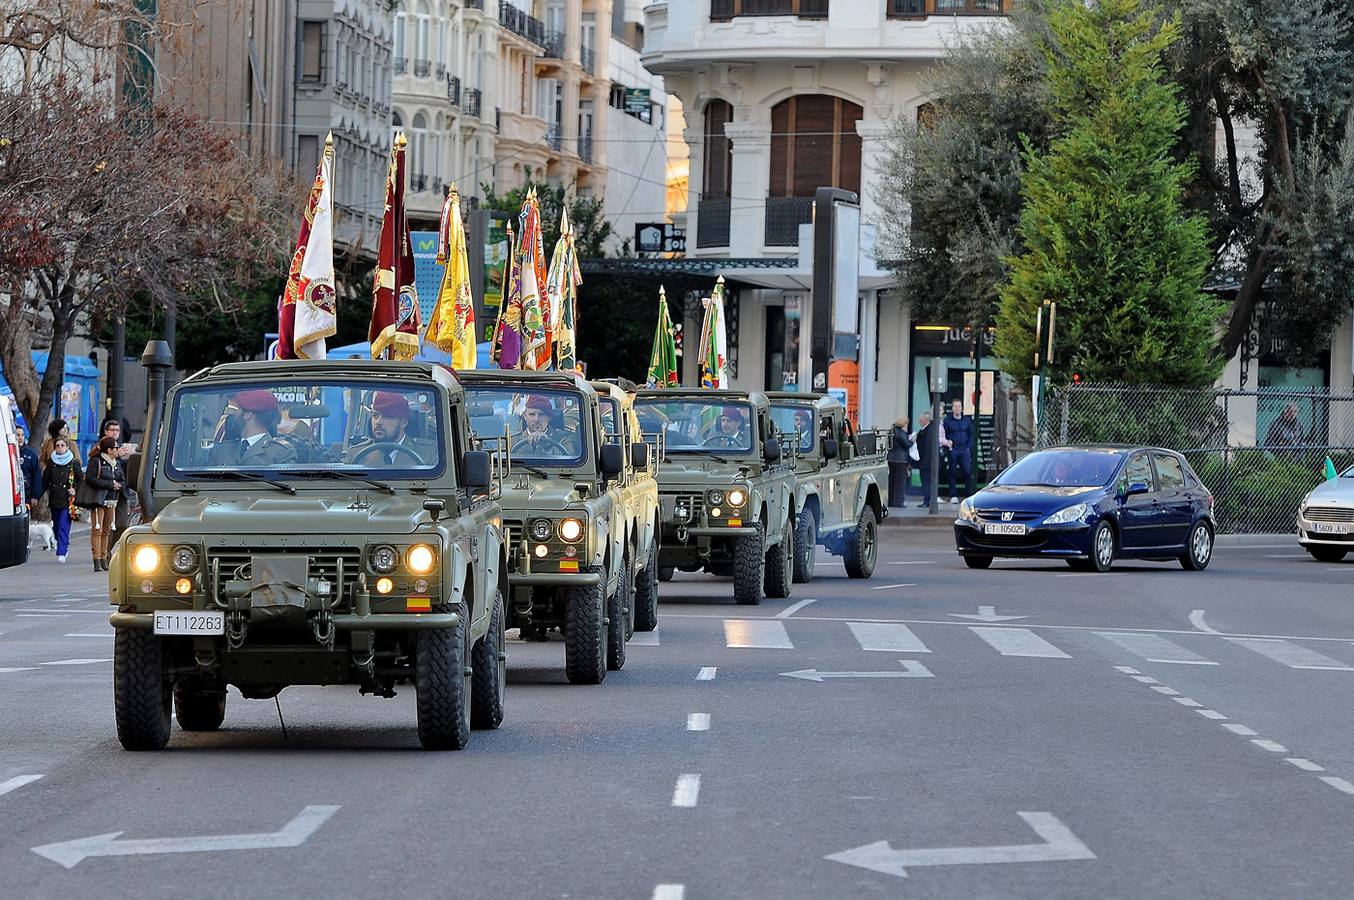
[29,521,56,552]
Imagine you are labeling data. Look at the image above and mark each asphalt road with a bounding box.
[2,527,1353,899]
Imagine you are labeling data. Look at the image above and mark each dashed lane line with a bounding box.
[1320,777,1354,796]
[0,774,44,797]
[1222,724,1258,736]
[1150,686,1180,696]
[686,714,710,732]
[1196,709,1227,720]
[652,886,685,900]
[1288,758,1325,772]
[671,775,701,808]
[696,667,717,681]
[1172,697,1203,708]
[630,630,660,647]
[1252,739,1289,753]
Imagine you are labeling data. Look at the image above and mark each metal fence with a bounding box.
[1036,383,1354,534]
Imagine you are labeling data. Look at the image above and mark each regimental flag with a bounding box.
[698,276,729,388]
[547,205,583,372]
[518,191,552,370]
[425,185,478,369]
[492,220,520,368]
[646,285,679,388]
[369,132,421,361]
[279,133,337,359]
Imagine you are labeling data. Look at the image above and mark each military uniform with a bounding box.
[208,433,299,467]
[346,434,437,466]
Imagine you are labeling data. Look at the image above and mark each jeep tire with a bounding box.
[173,680,226,732]
[471,589,507,730]
[792,506,817,584]
[416,603,472,750]
[733,522,766,605]
[115,629,172,751]
[633,537,660,632]
[764,517,794,600]
[564,567,607,684]
[607,552,630,671]
[844,506,879,579]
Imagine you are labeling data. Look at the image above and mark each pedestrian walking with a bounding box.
[42,437,83,563]
[887,416,913,510]
[39,418,82,470]
[85,436,127,572]
[98,416,134,546]
[16,427,42,514]
[944,399,975,503]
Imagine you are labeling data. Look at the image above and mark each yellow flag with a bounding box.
[425,185,478,369]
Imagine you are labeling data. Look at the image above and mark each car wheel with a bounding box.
[607,552,630,672]
[416,603,472,750]
[792,507,817,584]
[1180,521,1213,571]
[633,539,660,632]
[564,568,607,684]
[733,523,766,605]
[963,555,993,569]
[844,507,879,579]
[470,588,506,730]
[1307,546,1348,563]
[764,518,794,600]
[173,680,226,731]
[115,629,172,751]
[1089,520,1116,573]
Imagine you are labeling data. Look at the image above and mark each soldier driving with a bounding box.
[705,405,749,448]
[348,390,435,465]
[208,390,298,467]
[512,396,572,456]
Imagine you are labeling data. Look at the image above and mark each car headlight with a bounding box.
[170,545,199,574]
[407,544,436,575]
[727,488,747,507]
[529,518,553,541]
[371,545,398,574]
[558,517,584,543]
[1044,502,1090,525]
[958,499,978,522]
[708,489,725,506]
[131,545,161,575]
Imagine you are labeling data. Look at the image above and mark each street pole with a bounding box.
[971,321,982,484]
[109,316,125,427]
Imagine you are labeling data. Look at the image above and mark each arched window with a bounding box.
[702,99,733,200]
[769,94,863,197]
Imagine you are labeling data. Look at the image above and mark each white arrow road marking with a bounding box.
[776,598,819,618]
[1189,609,1219,634]
[825,811,1095,878]
[0,774,44,797]
[950,605,1028,623]
[781,660,933,682]
[32,805,342,869]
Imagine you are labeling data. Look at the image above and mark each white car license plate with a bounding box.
[984,523,1027,536]
[1311,522,1350,534]
[152,610,225,636]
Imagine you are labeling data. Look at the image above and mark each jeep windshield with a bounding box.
[633,398,754,455]
[463,386,588,468]
[165,380,446,480]
[770,404,815,454]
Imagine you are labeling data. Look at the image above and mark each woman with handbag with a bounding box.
[83,436,126,572]
[887,416,913,510]
[43,436,84,564]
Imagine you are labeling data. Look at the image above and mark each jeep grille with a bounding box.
[206,547,363,586]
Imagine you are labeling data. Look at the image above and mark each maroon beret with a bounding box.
[721,406,743,419]
[372,391,411,418]
[526,396,553,414]
[234,390,279,413]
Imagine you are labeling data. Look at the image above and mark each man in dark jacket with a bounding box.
[915,413,937,508]
[944,399,974,502]
[17,427,41,512]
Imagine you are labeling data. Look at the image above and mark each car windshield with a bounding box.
[770,404,815,453]
[634,398,755,454]
[463,386,587,467]
[996,450,1123,488]
[166,380,445,479]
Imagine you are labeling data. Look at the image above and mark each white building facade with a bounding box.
[603,0,669,254]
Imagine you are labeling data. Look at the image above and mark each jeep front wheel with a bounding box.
[733,523,766,605]
[174,680,226,731]
[792,507,817,584]
[115,629,172,751]
[416,604,471,750]
[607,551,630,672]
[471,589,506,730]
[633,538,660,632]
[844,506,879,579]
[764,517,794,600]
[564,568,607,684]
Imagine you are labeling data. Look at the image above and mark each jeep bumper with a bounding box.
[109,610,461,631]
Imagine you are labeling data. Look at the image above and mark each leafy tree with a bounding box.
[998,0,1222,387]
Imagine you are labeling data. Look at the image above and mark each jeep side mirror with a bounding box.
[764,437,782,463]
[630,442,650,469]
[1124,481,1151,497]
[462,450,492,490]
[822,438,839,461]
[600,442,625,477]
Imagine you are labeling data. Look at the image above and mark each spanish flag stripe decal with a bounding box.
[560,560,580,572]
[407,598,432,612]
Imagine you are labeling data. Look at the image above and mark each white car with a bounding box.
[1297,471,1354,562]
[0,395,30,569]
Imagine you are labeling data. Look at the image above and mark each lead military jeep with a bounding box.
[634,389,797,605]
[767,392,888,582]
[108,360,508,752]
[461,371,636,684]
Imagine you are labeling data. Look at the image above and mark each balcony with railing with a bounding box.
[447,75,461,105]
[696,198,732,249]
[499,1,547,48]
[464,88,482,118]
[580,46,595,76]
[764,197,815,246]
[414,58,431,77]
[542,29,564,59]
[547,123,562,151]
[578,133,593,163]
[710,0,829,20]
[887,0,1006,15]
[410,174,429,193]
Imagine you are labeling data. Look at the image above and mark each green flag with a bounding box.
[646,286,678,388]
[1324,457,1338,481]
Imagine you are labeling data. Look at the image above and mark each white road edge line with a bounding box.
[1251,739,1288,753]
[686,713,710,732]
[1319,776,1354,795]
[652,885,685,900]
[0,774,44,797]
[1222,724,1258,736]
[1287,758,1325,772]
[1189,609,1219,634]
[672,775,701,808]
[776,598,819,619]
[696,667,717,682]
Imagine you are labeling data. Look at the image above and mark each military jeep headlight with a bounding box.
[727,488,747,508]
[131,545,161,575]
[371,545,398,574]
[558,517,584,543]
[407,544,436,575]
[707,489,725,506]
[170,545,199,574]
[529,518,553,541]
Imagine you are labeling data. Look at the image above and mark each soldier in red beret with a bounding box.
[208,389,298,467]
[707,404,749,449]
[348,390,435,465]
[512,394,572,457]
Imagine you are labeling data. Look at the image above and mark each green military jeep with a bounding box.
[767,392,888,582]
[634,389,797,605]
[461,371,637,683]
[109,360,508,752]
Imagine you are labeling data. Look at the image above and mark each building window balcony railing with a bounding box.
[447,75,461,105]
[435,63,446,79]
[499,1,548,48]
[410,173,429,192]
[466,0,483,9]
[886,0,1006,16]
[580,46,595,75]
[464,88,482,118]
[547,123,562,151]
[542,29,564,59]
[578,133,593,163]
[393,56,408,75]
[696,197,732,248]
[414,58,431,77]
[710,0,829,21]
[764,196,815,246]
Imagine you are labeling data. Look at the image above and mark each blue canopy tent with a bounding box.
[0,352,103,452]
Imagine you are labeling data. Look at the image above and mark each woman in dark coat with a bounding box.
[85,436,126,572]
[887,416,912,510]
[43,436,83,563]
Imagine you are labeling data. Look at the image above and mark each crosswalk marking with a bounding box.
[847,622,930,654]
[1096,632,1218,665]
[723,619,793,649]
[969,627,1070,659]
[1226,638,1354,671]
[630,630,660,647]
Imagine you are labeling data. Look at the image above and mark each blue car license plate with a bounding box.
[983,523,1027,536]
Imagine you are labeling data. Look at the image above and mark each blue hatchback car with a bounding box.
[954,445,1215,572]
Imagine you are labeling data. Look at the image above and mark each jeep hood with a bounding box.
[657,457,752,489]
[149,495,431,536]
[497,477,590,514]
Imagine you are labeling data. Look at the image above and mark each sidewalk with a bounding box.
[882,501,957,529]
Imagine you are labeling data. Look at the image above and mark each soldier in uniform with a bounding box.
[512,396,573,457]
[208,390,299,467]
[348,391,436,466]
[705,405,750,449]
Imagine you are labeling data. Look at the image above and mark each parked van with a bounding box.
[0,395,30,568]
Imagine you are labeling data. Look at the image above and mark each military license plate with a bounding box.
[153,610,225,636]
[1311,522,1350,534]
[983,523,1027,536]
